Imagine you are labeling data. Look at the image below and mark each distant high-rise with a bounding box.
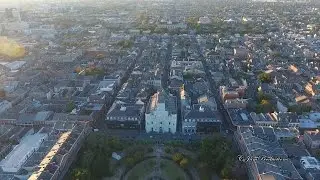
[0,1,21,22]
[0,1,29,34]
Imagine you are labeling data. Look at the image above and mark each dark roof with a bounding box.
[16,111,54,123]
[146,91,177,115]
[184,104,218,120]
[307,170,320,180]
[107,103,144,119]
[17,113,35,123]
[238,126,303,180]
[169,78,183,88]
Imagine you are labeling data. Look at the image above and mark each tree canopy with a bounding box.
[117,40,133,49]
[258,72,273,83]
[67,133,124,180]
[255,92,275,113]
[288,105,312,115]
[66,101,76,113]
[199,136,234,179]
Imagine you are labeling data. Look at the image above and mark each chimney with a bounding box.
[120,106,126,111]
[199,106,205,112]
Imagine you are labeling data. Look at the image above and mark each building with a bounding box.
[251,112,277,127]
[25,123,90,180]
[145,68,162,89]
[0,100,12,115]
[157,22,187,30]
[0,2,29,33]
[277,101,288,112]
[289,64,299,73]
[250,112,299,128]
[300,156,320,171]
[228,109,254,126]
[106,101,145,130]
[299,112,320,129]
[220,86,241,101]
[295,95,311,105]
[234,47,249,59]
[235,126,303,180]
[198,16,211,24]
[305,82,320,99]
[306,170,320,180]
[304,129,320,149]
[182,104,221,135]
[145,91,177,134]
[197,95,217,111]
[0,129,48,173]
[224,98,248,109]
[98,80,116,94]
[16,111,54,126]
[1,61,26,71]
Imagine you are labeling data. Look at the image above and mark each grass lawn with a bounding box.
[197,164,215,180]
[126,158,187,180]
[161,160,187,180]
[199,167,211,180]
[126,159,155,180]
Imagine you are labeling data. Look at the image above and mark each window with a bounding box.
[169,122,171,125]
[160,122,162,124]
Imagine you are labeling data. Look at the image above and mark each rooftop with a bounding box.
[146,91,177,115]
[184,104,220,121]
[228,109,254,126]
[238,126,303,180]
[106,102,144,119]
[304,129,320,141]
[28,132,71,180]
[0,131,48,173]
[300,156,320,170]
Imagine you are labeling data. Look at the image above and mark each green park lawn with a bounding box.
[126,158,187,180]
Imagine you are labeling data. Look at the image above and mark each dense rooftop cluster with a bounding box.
[0,0,319,180]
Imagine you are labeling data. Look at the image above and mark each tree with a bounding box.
[71,168,90,180]
[74,66,82,73]
[91,152,111,178]
[172,153,183,163]
[220,166,232,179]
[0,89,5,98]
[133,151,144,162]
[257,91,272,102]
[165,147,172,154]
[256,92,275,113]
[315,149,320,159]
[67,134,123,179]
[125,157,135,167]
[80,151,94,168]
[66,101,76,112]
[180,158,189,168]
[288,105,312,115]
[261,99,269,105]
[258,72,272,83]
[117,40,133,48]
[199,137,234,174]
[186,17,199,29]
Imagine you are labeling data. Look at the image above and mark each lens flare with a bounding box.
[0,37,25,59]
